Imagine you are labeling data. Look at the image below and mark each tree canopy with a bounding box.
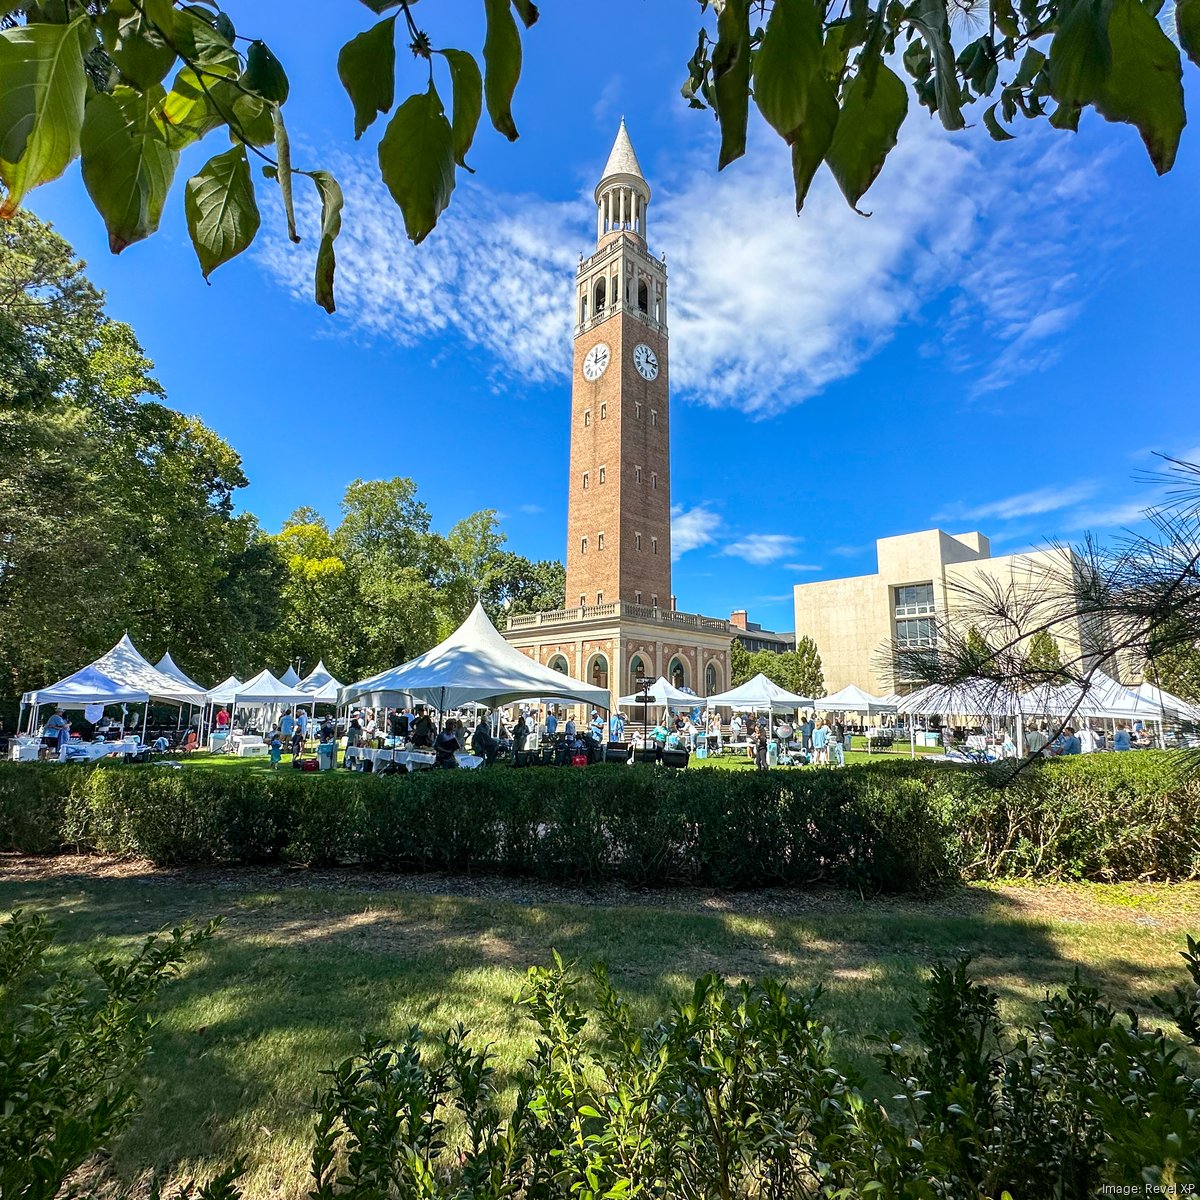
[0,0,1196,309]
[730,635,826,697]
[0,210,565,711]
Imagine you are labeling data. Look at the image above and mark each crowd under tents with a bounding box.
[342,602,609,714]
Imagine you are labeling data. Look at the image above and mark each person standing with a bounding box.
[411,707,433,748]
[269,733,283,770]
[296,709,308,745]
[546,710,558,738]
[812,719,829,765]
[1026,723,1049,755]
[435,718,461,768]
[513,714,529,754]
[609,710,626,743]
[1113,723,1132,751]
[565,714,577,740]
[754,722,769,771]
[45,708,71,749]
[801,713,815,756]
[590,710,605,741]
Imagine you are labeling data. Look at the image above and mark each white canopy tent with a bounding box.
[155,651,206,694]
[617,675,697,709]
[91,634,207,706]
[817,684,897,715]
[232,670,312,707]
[206,675,242,705]
[895,679,1026,718]
[705,673,813,712]
[1136,680,1200,721]
[19,665,151,736]
[342,601,610,712]
[299,660,344,706]
[279,665,302,687]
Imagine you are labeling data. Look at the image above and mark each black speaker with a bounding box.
[633,746,659,765]
[661,748,690,769]
[604,744,630,763]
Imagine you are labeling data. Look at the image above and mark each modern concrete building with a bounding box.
[729,611,795,655]
[503,122,732,705]
[793,529,1102,695]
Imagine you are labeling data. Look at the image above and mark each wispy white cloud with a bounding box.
[937,482,1099,523]
[257,159,577,384]
[784,562,823,573]
[721,534,801,565]
[517,503,545,515]
[257,120,1110,414]
[671,503,721,560]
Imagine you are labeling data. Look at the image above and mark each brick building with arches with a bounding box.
[503,121,732,709]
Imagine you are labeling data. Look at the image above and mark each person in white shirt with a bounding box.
[1078,725,1099,753]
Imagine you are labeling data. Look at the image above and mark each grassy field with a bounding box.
[2,858,1196,1198]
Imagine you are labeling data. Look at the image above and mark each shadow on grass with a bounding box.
[1,867,1193,1197]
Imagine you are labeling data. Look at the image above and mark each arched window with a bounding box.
[589,654,609,690]
[594,277,606,311]
[579,294,588,323]
[705,662,719,696]
[629,654,645,692]
[637,279,649,313]
[669,657,687,690]
[548,655,569,674]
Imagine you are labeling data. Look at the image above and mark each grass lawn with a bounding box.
[2,858,1197,1198]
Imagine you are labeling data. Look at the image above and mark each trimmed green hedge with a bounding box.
[1,753,1197,888]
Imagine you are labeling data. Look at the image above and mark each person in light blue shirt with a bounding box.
[610,711,626,742]
[280,712,295,738]
[546,711,558,737]
[1055,726,1082,756]
[1113,723,1132,751]
[589,711,605,741]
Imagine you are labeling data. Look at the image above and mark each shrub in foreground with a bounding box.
[2,751,1198,887]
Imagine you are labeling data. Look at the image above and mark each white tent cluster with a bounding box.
[342,602,608,712]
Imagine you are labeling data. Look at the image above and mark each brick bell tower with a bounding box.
[565,119,672,611]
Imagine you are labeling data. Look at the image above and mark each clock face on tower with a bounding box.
[582,342,610,381]
[633,343,659,381]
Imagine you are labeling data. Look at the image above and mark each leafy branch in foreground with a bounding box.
[0,908,220,1199]
[0,0,1195,311]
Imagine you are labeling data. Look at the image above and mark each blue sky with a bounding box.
[25,0,1200,636]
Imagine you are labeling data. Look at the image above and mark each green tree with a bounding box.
[500,556,565,617]
[0,210,281,703]
[1,1,1195,306]
[791,634,825,698]
[730,637,752,686]
[1023,629,1066,684]
[1146,618,1200,704]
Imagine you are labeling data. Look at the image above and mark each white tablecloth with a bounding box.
[344,746,483,771]
[8,739,40,762]
[64,740,134,762]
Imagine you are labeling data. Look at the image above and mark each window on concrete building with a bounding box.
[600,403,607,419]
[597,532,605,550]
[895,617,937,648]
[584,409,591,427]
[894,583,935,616]
[596,592,603,605]
[599,466,606,484]
[582,471,589,490]
[581,537,588,554]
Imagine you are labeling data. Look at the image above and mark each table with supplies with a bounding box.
[343,745,483,771]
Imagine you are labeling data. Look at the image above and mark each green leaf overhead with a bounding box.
[0,19,88,217]
[1179,0,1200,68]
[482,0,522,140]
[438,48,483,169]
[244,41,290,104]
[97,0,178,90]
[337,16,396,140]
[753,0,838,146]
[271,104,300,244]
[712,0,751,168]
[378,83,456,244]
[903,0,965,130]
[310,169,344,314]
[1048,0,1112,107]
[825,62,908,211]
[510,0,539,29]
[184,143,261,279]
[1092,0,1185,173]
[80,85,179,253]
